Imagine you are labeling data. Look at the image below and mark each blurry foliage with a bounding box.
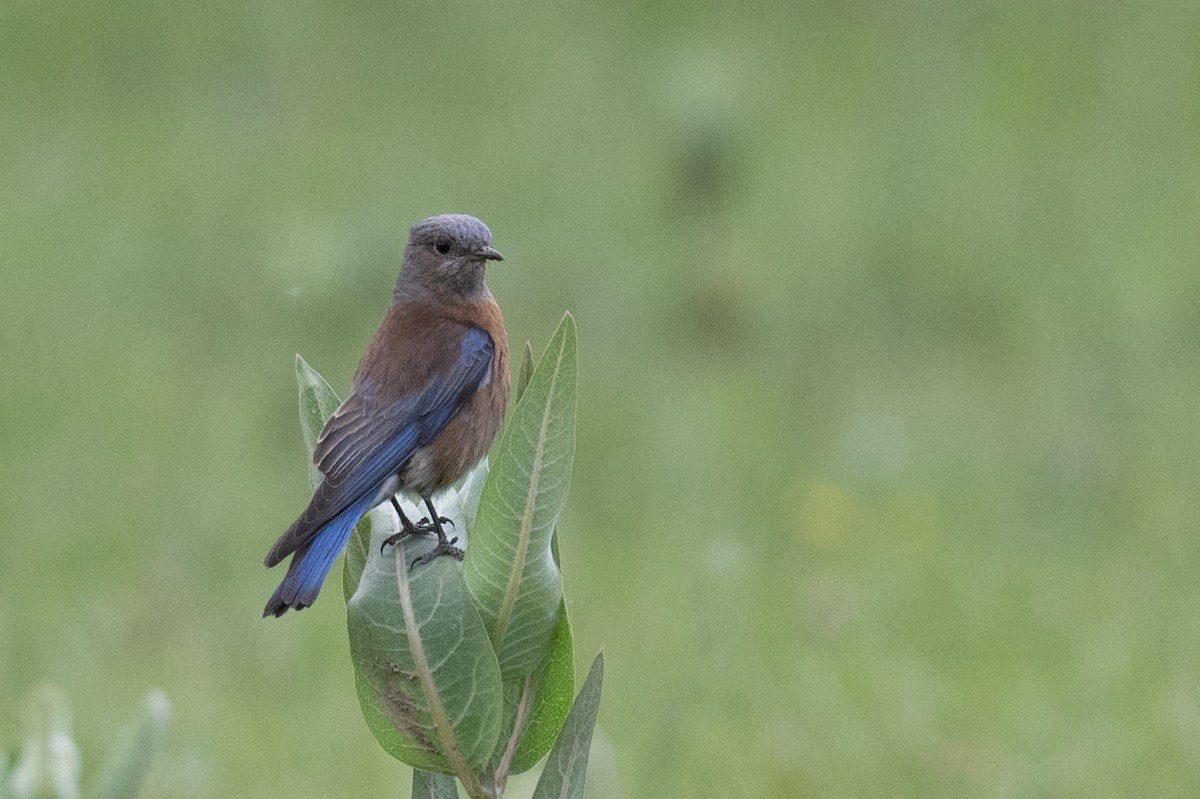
[3,1,1200,796]
[1,688,168,799]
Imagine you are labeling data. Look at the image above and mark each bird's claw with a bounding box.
[380,531,405,554]
[408,538,465,571]
[382,516,456,554]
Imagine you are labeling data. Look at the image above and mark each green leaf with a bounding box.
[411,769,458,799]
[85,691,169,799]
[463,313,578,678]
[295,354,342,490]
[515,341,535,402]
[497,599,575,776]
[440,455,491,549]
[531,652,604,799]
[346,529,503,782]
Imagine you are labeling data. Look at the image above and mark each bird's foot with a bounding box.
[415,516,455,533]
[380,530,406,553]
[384,496,461,564]
[408,536,464,571]
[382,496,456,553]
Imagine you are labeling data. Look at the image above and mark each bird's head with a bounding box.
[397,214,504,300]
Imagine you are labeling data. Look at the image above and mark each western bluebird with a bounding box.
[263,214,509,617]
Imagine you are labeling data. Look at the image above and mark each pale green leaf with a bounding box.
[454,455,490,533]
[531,652,604,799]
[463,313,577,678]
[516,341,535,402]
[498,599,574,776]
[347,527,503,780]
[294,354,342,489]
[85,691,169,799]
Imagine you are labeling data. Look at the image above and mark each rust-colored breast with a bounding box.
[357,293,508,494]
[426,295,509,488]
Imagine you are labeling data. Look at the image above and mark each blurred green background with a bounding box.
[3,1,1200,796]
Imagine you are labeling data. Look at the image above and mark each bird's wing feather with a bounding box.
[264,326,494,566]
[318,325,495,485]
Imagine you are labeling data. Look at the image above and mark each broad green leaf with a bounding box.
[531,652,604,799]
[464,313,578,678]
[346,529,503,780]
[85,691,169,799]
[497,599,574,776]
[411,769,458,799]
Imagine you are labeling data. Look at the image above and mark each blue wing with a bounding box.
[309,325,493,516]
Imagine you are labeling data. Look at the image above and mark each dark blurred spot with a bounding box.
[865,236,1015,354]
[661,274,756,358]
[670,125,738,218]
[659,122,753,357]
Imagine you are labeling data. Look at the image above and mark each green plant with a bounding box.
[293,313,602,799]
[0,688,168,799]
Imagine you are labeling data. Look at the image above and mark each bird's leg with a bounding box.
[408,496,464,570]
[386,495,454,535]
[381,497,435,553]
[381,496,464,565]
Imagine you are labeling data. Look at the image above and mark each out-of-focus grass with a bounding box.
[3,1,1199,796]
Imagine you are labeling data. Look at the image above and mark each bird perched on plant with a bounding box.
[263,214,509,617]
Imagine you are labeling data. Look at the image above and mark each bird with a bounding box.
[263,213,509,617]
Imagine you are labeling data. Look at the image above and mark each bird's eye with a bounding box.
[434,240,451,255]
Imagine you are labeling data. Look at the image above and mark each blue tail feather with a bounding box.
[264,492,376,617]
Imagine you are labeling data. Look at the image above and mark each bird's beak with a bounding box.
[479,246,505,262]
